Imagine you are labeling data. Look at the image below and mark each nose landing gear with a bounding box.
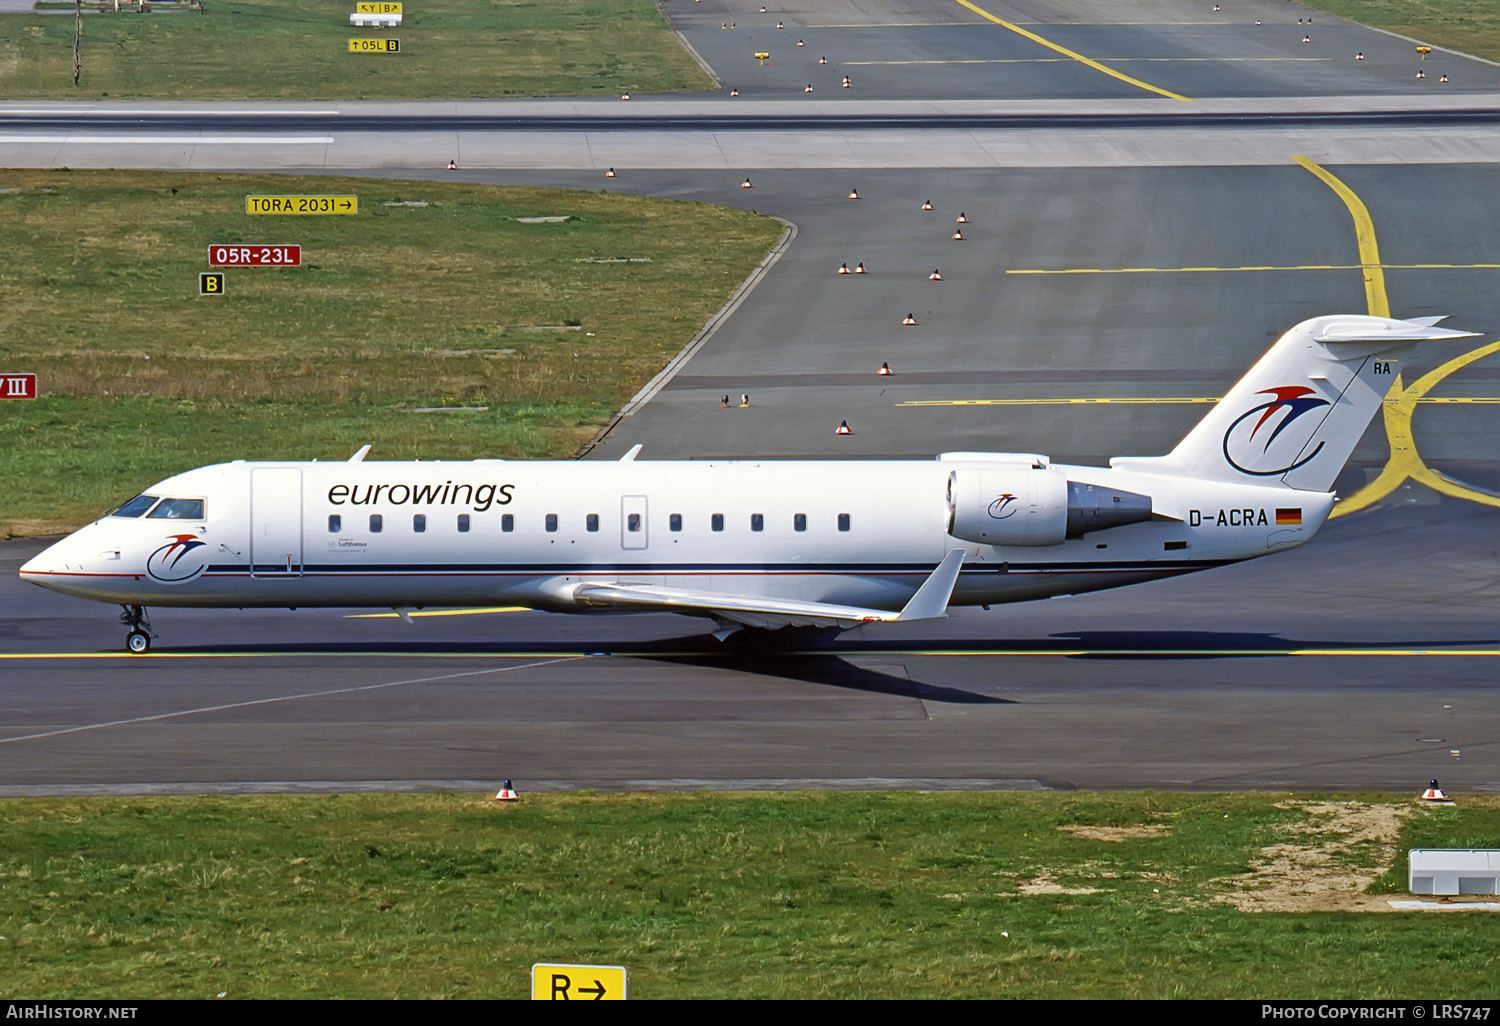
[119,605,154,654]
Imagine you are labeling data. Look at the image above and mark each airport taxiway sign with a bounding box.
[246,195,358,216]
[355,2,401,12]
[531,964,628,1001]
[1,373,37,400]
[349,38,400,53]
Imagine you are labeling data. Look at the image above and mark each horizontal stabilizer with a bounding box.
[1314,315,1478,346]
[570,550,967,630]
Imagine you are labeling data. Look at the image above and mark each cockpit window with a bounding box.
[110,494,159,518]
[145,498,205,520]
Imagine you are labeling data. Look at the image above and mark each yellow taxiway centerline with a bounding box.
[344,606,529,619]
[1291,156,1500,517]
[846,57,1331,65]
[950,0,1190,101]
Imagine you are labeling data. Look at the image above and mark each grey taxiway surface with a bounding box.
[2,0,1499,794]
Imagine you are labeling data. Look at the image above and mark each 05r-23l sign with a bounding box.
[208,245,301,267]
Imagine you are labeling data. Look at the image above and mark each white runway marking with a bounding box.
[0,656,584,746]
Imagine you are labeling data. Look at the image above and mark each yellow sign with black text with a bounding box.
[246,195,358,216]
[348,38,400,53]
[531,964,628,1001]
[355,2,401,12]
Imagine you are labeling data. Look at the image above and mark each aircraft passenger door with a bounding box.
[250,467,303,577]
[621,495,648,550]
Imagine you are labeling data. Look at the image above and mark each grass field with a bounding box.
[0,0,712,100]
[2,791,1497,999]
[0,170,783,534]
[1304,0,1500,62]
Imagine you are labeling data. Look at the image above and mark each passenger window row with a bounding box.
[329,513,855,534]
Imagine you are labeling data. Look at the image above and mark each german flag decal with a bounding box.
[1275,508,1302,526]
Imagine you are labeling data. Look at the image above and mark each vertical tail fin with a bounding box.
[1113,315,1479,491]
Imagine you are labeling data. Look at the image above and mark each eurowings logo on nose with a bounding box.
[988,493,1019,519]
[146,534,209,583]
[1222,385,1332,476]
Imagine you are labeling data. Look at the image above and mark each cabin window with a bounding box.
[669,513,683,532]
[413,514,427,533]
[838,513,851,532]
[711,513,724,532]
[370,514,383,533]
[146,497,205,520]
[627,513,642,533]
[110,494,159,518]
[794,513,806,532]
[750,513,764,532]
[457,514,470,533]
[586,513,600,533]
[501,514,514,533]
[545,513,559,533]
[328,515,342,533]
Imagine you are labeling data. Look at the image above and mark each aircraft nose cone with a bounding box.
[19,541,62,581]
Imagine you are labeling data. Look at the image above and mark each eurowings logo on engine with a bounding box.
[146,534,210,583]
[1221,385,1331,476]
[988,493,1019,519]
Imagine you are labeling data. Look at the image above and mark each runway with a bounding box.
[2,0,1499,795]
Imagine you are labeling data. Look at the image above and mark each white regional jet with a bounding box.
[19,314,1477,653]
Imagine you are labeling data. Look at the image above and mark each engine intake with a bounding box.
[948,468,1152,547]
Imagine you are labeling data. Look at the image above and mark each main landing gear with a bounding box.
[120,604,154,654]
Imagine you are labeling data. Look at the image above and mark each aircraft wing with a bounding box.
[569,549,966,630]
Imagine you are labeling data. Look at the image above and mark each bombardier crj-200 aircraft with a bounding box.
[20,314,1478,653]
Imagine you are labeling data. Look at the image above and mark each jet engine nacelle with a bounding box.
[947,468,1153,546]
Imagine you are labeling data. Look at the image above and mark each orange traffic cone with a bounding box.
[493,779,521,802]
[777,21,783,29]
[956,212,968,223]
[878,362,892,375]
[1440,74,1448,82]
[797,39,805,47]
[730,87,740,96]
[621,92,631,100]
[842,75,851,88]
[605,167,616,177]
[838,262,851,275]
[1416,69,1425,79]
[854,262,867,274]
[902,313,917,325]
[848,188,860,199]
[805,83,814,93]
[447,159,456,170]
[835,419,852,434]
[819,56,827,65]
[742,177,754,188]
[952,229,965,240]
[1302,35,1310,43]
[1355,51,1364,60]
[929,269,942,281]
[921,199,933,210]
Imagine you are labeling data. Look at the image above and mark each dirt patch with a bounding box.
[1018,874,1104,896]
[1218,800,1409,913]
[1057,823,1172,842]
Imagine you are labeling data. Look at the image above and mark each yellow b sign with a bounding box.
[246,195,358,215]
[531,964,628,1001]
[356,2,401,12]
[349,38,400,52]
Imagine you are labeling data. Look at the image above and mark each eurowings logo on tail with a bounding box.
[1222,385,1332,477]
[146,534,209,583]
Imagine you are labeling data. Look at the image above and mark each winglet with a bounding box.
[894,548,966,621]
[619,443,644,462]
[348,444,371,463]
